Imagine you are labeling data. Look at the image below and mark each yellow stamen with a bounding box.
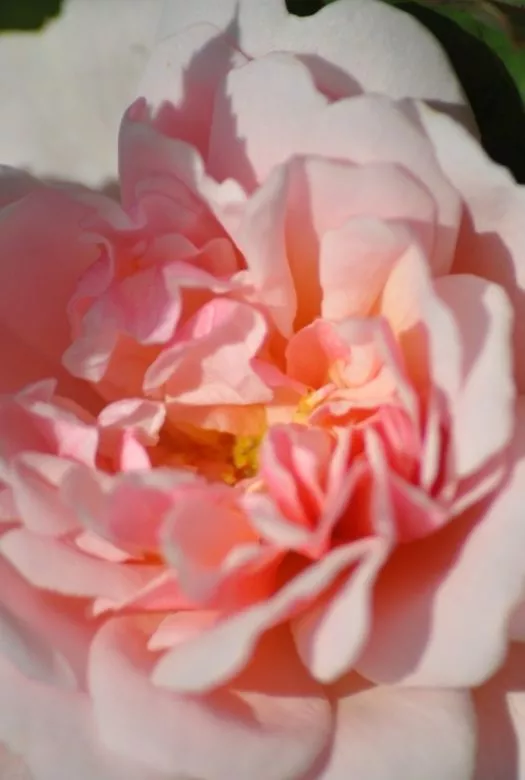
[293,388,317,424]
[231,435,261,477]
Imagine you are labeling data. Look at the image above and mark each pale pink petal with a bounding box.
[0,589,75,691]
[153,537,387,693]
[9,454,80,536]
[292,540,388,683]
[98,398,165,443]
[258,424,333,532]
[148,610,221,651]
[0,529,158,602]
[282,158,436,330]
[233,165,297,334]
[158,0,468,107]
[320,218,410,321]
[385,255,514,480]
[0,746,31,780]
[145,299,271,405]
[355,398,525,687]
[0,656,161,780]
[75,532,131,564]
[416,102,525,393]
[62,465,185,557]
[119,107,246,240]
[472,643,525,780]
[242,492,313,550]
[209,52,327,189]
[380,241,460,398]
[287,157,436,259]
[0,388,98,473]
[92,570,194,617]
[306,97,461,275]
[0,188,105,402]
[111,264,182,345]
[435,274,514,479]
[161,485,266,603]
[89,617,331,780]
[286,319,348,389]
[138,23,247,158]
[0,557,98,686]
[315,674,475,780]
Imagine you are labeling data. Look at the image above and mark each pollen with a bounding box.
[231,435,261,478]
[293,388,317,424]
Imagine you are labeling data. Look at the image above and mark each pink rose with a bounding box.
[1,1,525,778]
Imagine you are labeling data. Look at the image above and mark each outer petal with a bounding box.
[213,77,460,274]
[472,643,525,780]
[291,540,388,684]
[0,747,31,780]
[118,107,246,239]
[89,617,332,780]
[137,23,248,159]
[208,52,328,190]
[0,0,163,185]
[233,165,297,335]
[313,674,475,780]
[0,658,165,780]
[158,0,469,108]
[434,274,514,479]
[0,558,97,687]
[0,187,107,404]
[382,246,515,480]
[415,102,525,391]
[355,398,525,688]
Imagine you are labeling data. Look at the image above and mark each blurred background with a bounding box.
[0,0,524,187]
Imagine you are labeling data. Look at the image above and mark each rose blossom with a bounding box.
[1,0,525,778]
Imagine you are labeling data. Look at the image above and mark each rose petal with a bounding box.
[145,299,271,405]
[0,656,158,780]
[435,274,514,479]
[356,398,525,687]
[316,674,475,780]
[137,23,248,158]
[416,102,525,393]
[158,0,469,108]
[0,189,103,403]
[153,537,387,692]
[320,218,410,321]
[209,52,327,189]
[292,539,388,683]
[0,529,158,602]
[233,164,297,335]
[472,642,525,780]
[89,617,331,780]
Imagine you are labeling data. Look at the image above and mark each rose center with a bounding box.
[150,425,262,485]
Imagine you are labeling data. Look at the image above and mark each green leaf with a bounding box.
[0,0,63,32]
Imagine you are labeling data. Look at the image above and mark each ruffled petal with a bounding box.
[355,398,525,688]
[89,617,332,780]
